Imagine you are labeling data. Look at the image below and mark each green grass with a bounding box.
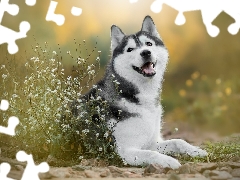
[177,136,240,164]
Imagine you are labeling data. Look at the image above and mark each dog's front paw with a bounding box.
[173,139,208,157]
[160,155,181,169]
[186,146,208,157]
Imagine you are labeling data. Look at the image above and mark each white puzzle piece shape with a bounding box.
[46,0,65,26]
[0,0,32,54]
[0,163,14,180]
[0,116,19,136]
[129,0,240,37]
[0,0,19,22]
[0,99,9,111]
[25,0,37,6]
[16,151,49,180]
[0,100,19,136]
[71,6,82,16]
[0,21,30,54]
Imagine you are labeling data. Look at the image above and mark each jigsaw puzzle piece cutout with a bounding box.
[0,99,9,111]
[0,163,15,180]
[201,7,222,37]
[224,2,240,35]
[227,12,240,35]
[150,0,240,37]
[151,0,163,13]
[228,20,240,35]
[46,0,65,26]
[0,0,19,22]
[150,0,220,37]
[25,0,37,6]
[71,6,82,16]
[16,151,49,180]
[0,116,19,136]
[175,12,186,25]
[0,21,30,54]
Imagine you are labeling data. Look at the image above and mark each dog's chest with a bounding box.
[108,97,162,148]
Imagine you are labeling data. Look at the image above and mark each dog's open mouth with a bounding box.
[133,61,156,77]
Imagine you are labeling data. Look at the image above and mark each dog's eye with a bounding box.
[127,48,134,52]
[146,42,152,46]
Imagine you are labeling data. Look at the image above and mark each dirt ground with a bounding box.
[4,122,240,180]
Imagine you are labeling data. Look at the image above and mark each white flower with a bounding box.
[77,99,82,103]
[113,80,120,85]
[96,96,102,100]
[96,106,100,113]
[96,133,99,137]
[2,74,7,79]
[12,94,18,98]
[52,51,57,55]
[87,66,92,71]
[34,58,39,63]
[79,156,83,160]
[67,76,71,81]
[104,132,108,138]
[82,129,89,134]
[88,70,95,75]
[56,114,61,118]
[99,147,102,151]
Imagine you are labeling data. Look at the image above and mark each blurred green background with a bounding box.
[1,0,240,135]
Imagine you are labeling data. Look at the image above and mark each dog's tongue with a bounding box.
[141,62,155,74]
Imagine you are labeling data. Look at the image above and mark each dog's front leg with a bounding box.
[118,147,181,169]
[155,139,208,157]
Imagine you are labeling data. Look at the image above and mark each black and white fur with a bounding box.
[80,16,207,169]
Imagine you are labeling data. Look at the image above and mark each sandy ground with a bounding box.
[4,122,240,180]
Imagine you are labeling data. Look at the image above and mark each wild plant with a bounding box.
[0,41,122,165]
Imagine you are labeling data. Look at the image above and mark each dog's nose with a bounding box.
[140,50,151,58]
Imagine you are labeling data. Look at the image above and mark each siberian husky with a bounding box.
[77,16,207,169]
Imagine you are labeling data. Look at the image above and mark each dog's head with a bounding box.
[110,16,168,83]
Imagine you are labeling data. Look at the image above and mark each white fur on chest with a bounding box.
[108,96,163,150]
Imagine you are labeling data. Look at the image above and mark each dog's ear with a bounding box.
[111,25,125,51]
[141,16,161,39]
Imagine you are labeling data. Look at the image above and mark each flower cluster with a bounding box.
[0,41,122,166]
